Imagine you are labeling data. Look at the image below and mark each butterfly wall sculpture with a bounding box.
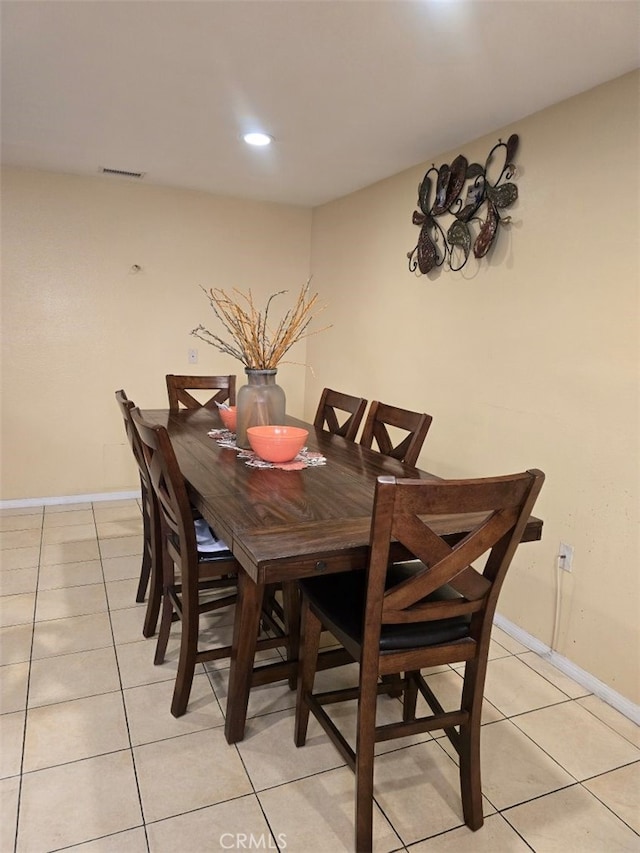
[408,134,519,275]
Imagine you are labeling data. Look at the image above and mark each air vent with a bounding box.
[100,167,145,179]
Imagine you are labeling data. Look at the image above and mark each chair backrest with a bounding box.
[115,389,152,492]
[130,407,200,561]
[366,470,545,641]
[359,401,433,467]
[313,388,368,441]
[166,374,236,411]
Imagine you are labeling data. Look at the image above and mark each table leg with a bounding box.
[224,570,264,743]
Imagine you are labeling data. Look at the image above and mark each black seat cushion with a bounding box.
[299,562,471,651]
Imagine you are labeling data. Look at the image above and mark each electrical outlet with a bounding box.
[558,542,574,572]
[188,348,198,364]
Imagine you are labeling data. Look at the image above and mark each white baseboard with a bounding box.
[0,490,140,509]
[494,613,640,725]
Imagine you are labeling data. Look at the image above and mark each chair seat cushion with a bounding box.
[300,562,471,651]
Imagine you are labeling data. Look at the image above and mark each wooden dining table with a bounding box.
[140,406,543,743]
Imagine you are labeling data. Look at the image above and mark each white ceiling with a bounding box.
[2,0,639,207]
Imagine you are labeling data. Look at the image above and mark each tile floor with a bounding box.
[1,499,639,853]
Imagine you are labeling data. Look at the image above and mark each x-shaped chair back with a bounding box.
[368,471,545,648]
[313,387,367,441]
[166,374,236,411]
[360,401,433,467]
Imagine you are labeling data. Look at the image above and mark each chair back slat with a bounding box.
[313,388,367,441]
[166,374,236,411]
[365,471,545,633]
[130,408,199,561]
[360,401,432,467]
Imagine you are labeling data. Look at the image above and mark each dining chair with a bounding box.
[360,400,433,467]
[130,407,295,717]
[313,387,368,442]
[114,390,162,638]
[294,468,545,851]
[166,374,236,411]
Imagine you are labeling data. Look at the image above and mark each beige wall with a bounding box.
[1,72,638,703]
[1,171,312,498]
[306,72,639,703]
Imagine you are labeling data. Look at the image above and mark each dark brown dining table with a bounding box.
[140,406,543,743]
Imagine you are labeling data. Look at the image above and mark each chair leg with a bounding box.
[294,601,322,747]
[459,660,484,830]
[136,481,152,603]
[282,581,300,690]
[153,545,174,665]
[136,544,151,603]
[403,670,418,722]
[354,658,379,853]
[171,556,200,718]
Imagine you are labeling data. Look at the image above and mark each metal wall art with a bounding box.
[407,134,519,275]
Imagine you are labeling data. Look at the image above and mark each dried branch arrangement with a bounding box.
[192,280,328,370]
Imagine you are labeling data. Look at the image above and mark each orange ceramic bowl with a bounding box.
[247,425,309,463]
[219,406,237,431]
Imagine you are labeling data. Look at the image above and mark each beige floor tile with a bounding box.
[512,702,640,781]
[102,553,142,582]
[28,646,120,707]
[40,539,100,565]
[410,812,531,852]
[69,827,149,852]
[97,519,144,540]
[577,694,640,748]
[17,750,143,853]
[504,783,639,852]
[483,655,568,717]
[0,592,35,627]
[0,776,20,852]
[146,794,274,853]
[124,673,223,746]
[100,536,143,559]
[93,503,142,523]
[134,728,252,823]
[44,502,93,514]
[0,711,25,778]
[0,661,29,713]
[0,567,38,596]
[0,528,41,550]
[35,582,107,621]
[32,612,113,659]
[208,667,297,724]
[491,626,530,654]
[23,691,130,772]
[442,718,575,811]
[43,509,95,528]
[258,765,400,853]
[106,577,143,611]
[516,651,591,699]
[373,740,492,844]
[236,707,346,791]
[0,546,40,571]
[93,498,140,511]
[110,605,147,645]
[42,523,97,545]
[583,761,640,834]
[417,668,504,727]
[0,506,43,518]
[38,559,103,590]
[116,637,184,689]
[0,623,33,665]
[0,514,43,532]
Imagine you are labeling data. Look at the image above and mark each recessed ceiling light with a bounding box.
[242,132,273,147]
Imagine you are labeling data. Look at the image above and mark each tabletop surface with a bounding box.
[140,407,543,583]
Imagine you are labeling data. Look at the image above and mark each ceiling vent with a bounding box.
[100,167,145,179]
